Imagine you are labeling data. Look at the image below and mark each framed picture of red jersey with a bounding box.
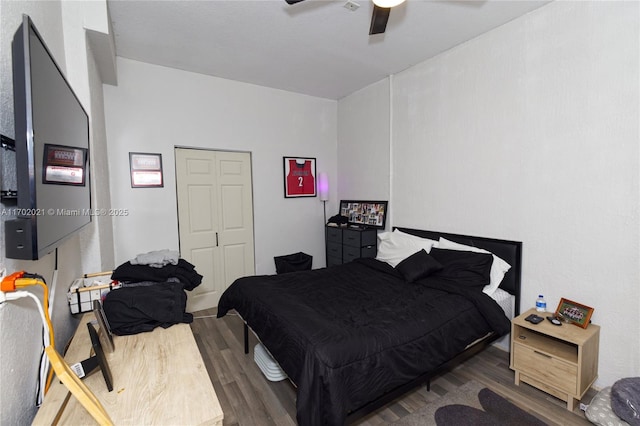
[283,157,317,198]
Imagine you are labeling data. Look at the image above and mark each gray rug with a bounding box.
[390,380,548,426]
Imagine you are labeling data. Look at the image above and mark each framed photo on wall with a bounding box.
[283,156,316,198]
[129,152,163,188]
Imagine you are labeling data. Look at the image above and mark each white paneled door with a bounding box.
[175,148,255,311]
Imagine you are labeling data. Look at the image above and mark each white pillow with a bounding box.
[392,229,439,251]
[437,237,511,296]
[376,231,438,268]
[585,387,629,426]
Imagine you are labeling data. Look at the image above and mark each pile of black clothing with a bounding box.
[103,255,203,336]
[111,259,203,291]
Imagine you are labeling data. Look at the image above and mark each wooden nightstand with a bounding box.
[510,308,600,411]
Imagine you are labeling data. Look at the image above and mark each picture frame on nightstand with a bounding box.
[555,298,594,329]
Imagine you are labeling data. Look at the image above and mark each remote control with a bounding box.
[525,314,544,324]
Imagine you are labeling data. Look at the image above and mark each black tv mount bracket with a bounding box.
[1,134,17,201]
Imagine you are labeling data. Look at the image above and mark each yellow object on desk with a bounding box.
[44,346,113,425]
[33,315,223,425]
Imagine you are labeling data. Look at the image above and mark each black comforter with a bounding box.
[217,258,510,426]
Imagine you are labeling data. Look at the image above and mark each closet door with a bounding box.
[175,148,255,311]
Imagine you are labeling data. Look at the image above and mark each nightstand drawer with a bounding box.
[342,228,377,248]
[342,229,363,247]
[326,227,342,243]
[343,245,361,263]
[327,256,342,268]
[361,245,376,258]
[326,242,342,259]
[512,344,577,394]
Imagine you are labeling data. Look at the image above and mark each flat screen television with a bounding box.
[5,15,91,260]
[339,200,388,229]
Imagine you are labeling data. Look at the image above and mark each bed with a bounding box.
[216,227,522,425]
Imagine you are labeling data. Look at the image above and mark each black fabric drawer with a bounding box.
[327,256,342,268]
[342,229,363,247]
[327,242,342,259]
[326,227,342,243]
[361,230,377,247]
[343,229,377,247]
[343,245,361,263]
[361,245,377,258]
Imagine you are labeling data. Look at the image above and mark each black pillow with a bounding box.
[395,249,443,283]
[429,248,493,288]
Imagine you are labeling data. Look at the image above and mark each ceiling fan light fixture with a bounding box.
[372,0,405,8]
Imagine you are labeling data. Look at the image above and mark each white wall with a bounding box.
[337,78,391,223]
[0,1,115,424]
[361,1,636,387]
[103,58,337,274]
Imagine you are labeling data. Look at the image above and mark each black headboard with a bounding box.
[394,227,523,315]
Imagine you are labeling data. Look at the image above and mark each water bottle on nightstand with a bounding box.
[536,295,547,312]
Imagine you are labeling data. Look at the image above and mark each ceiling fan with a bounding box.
[284,0,406,35]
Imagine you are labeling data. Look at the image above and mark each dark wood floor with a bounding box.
[191,308,595,426]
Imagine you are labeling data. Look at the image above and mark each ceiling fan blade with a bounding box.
[285,0,306,4]
[369,5,390,35]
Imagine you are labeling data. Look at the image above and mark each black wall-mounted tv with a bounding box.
[339,200,388,229]
[5,15,91,260]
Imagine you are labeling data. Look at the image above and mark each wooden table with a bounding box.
[33,316,223,425]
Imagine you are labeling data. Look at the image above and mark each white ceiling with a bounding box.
[107,0,550,100]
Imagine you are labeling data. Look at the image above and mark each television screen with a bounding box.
[339,200,388,229]
[6,15,91,260]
